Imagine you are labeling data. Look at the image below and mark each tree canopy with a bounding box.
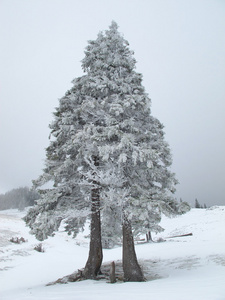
[24,23,181,281]
[25,22,178,242]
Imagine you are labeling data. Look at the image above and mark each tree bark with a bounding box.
[83,157,103,279]
[122,216,144,282]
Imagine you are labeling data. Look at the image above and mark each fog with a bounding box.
[0,0,225,207]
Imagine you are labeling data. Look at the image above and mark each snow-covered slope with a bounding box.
[0,207,225,300]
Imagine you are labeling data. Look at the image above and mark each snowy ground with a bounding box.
[0,206,225,300]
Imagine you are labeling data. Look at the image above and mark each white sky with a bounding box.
[0,0,224,206]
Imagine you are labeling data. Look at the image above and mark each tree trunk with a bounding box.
[122,216,144,282]
[146,231,153,242]
[83,157,103,279]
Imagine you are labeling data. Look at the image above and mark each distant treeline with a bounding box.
[0,187,40,211]
[195,198,207,209]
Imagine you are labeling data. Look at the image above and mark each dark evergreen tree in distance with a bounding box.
[194,198,207,209]
[195,198,201,208]
[0,187,39,211]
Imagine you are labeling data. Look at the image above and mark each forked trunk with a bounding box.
[83,157,103,279]
[122,216,144,282]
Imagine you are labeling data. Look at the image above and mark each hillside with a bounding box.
[0,206,225,300]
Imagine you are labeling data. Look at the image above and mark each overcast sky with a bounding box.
[0,0,224,207]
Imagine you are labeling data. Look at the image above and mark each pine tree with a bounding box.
[24,90,89,241]
[25,78,104,278]
[195,198,201,208]
[25,21,178,281]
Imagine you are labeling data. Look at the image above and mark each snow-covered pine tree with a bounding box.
[79,21,178,281]
[25,21,178,282]
[24,90,89,241]
[24,77,105,278]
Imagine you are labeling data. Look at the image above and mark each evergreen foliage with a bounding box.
[24,22,179,272]
[195,198,201,208]
[195,198,207,209]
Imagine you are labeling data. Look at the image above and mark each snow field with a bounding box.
[0,207,225,300]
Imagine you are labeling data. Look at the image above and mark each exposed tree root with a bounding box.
[46,260,124,286]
